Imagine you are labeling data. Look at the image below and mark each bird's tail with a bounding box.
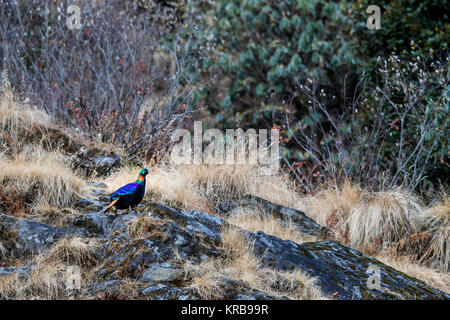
[103,198,119,213]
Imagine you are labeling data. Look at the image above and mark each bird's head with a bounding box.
[136,168,150,184]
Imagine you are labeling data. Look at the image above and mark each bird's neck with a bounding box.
[136,174,146,184]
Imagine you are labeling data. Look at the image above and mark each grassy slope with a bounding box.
[0,73,448,298]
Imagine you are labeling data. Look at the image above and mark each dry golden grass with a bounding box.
[44,237,99,268]
[126,216,167,239]
[184,227,326,300]
[0,255,69,299]
[107,168,449,293]
[0,241,6,260]
[299,181,362,227]
[299,181,422,250]
[184,260,224,299]
[423,194,450,272]
[345,190,422,249]
[376,254,450,293]
[0,147,84,213]
[0,236,100,299]
[297,181,450,291]
[227,206,312,244]
[105,163,301,214]
[0,69,50,141]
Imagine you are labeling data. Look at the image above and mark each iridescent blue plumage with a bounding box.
[103,168,149,213]
[111,183,140,200]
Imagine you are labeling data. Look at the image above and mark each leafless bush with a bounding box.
[0,0,200,162]
[285,52,449,194]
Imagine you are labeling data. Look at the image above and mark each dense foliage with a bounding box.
[188,0,449,193]
[0,0,448,194]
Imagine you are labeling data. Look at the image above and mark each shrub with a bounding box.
[192,0,358,128]
[287,53,449,193]
[349,0,449,74]
[0,0,198,162]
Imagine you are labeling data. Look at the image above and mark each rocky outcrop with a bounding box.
[0,213,74,258]
[229,195,329,238]
[74,153,121,176]
[250,234,448,299]
[0,187,448,300]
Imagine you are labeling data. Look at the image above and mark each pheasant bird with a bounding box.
[103,168,149,213]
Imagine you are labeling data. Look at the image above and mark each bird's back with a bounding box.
[111,182,140,201]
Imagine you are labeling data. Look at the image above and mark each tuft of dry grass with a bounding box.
[44,237,99,268]
[299,181,422,251]
[0,236,100,299]
[0,69,50,142]
[0,255,69,299]
[299,181,362,228]
[126,216,167,239]
[183,227,326,300]
[227,206,312,244]
[0,241,6,260]
[422,194,450,272]
[345,189,422,249]
[0,147,84,214]
[34,205,82,227]
[298,181,450,291]
[184,259,224,299]
[105,163,301,214]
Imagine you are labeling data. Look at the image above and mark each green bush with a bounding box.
[194,0,358,127]
[183,0,449,192]
[349,0,449,73]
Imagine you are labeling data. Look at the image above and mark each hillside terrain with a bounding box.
[0,79,448,299]
[0,0,449,300]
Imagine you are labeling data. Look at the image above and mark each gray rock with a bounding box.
[6,188,443,300]
[0,214,72,258]
[139,203,449,300]
[93,207,222,281]
[235,195,329,238]
[88,280,123,294]
[97,195,110,203]
[141,283,194,300]
[248,232,450,300]
[87,182,108,189]
[149,203,223,243]
[139,263,183,283]
[74,198,94,208]
[77,153,121,176]
[73,210,143,237]
[0,265,31,280]
[73,198,104,212]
